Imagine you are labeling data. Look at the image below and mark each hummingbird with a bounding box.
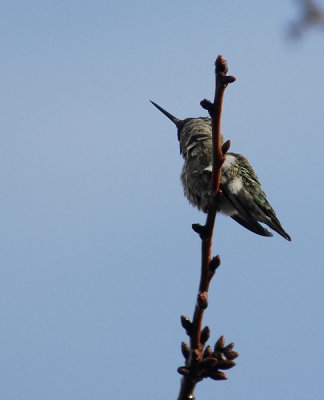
[151,101,291,241]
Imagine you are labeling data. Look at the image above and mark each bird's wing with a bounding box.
[221,185,273,237]
[230,153,291,241]
[204,159,273,237]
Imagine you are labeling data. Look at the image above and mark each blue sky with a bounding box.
[0,1,323,399]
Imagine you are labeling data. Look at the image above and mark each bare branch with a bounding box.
[289,0,324,38]
[177,56,237,400]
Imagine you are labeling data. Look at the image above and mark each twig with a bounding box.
[289,0,324,38]
[177,56,237,400]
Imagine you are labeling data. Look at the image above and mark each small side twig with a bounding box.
[177,56,237,400]
[289,0,324,38]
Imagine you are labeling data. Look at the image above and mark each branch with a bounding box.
[289,0,324,38]
[177,56,237,400]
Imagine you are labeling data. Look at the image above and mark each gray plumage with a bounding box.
[151,101,291,241]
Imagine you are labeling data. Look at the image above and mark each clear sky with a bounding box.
[0,1,323,399]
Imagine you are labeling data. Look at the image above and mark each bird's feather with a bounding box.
[223,153,291,241]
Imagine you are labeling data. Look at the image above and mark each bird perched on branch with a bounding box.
[151,101,291,241]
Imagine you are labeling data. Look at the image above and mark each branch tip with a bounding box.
[217,359,236,370]
[181,342,190,360]
[178,366,191,377]
[215,55,228,75]
[215,335,225,349]
[225,350,239,360]
[200,99,213,112]
[225,342,235,351]
[180,315,192,335]
[222,76,236,85]
[208,370,228,381]
[192,223,207,239]
[222,140,231,154]
[209,255,221,271]
[200,326,211,345]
